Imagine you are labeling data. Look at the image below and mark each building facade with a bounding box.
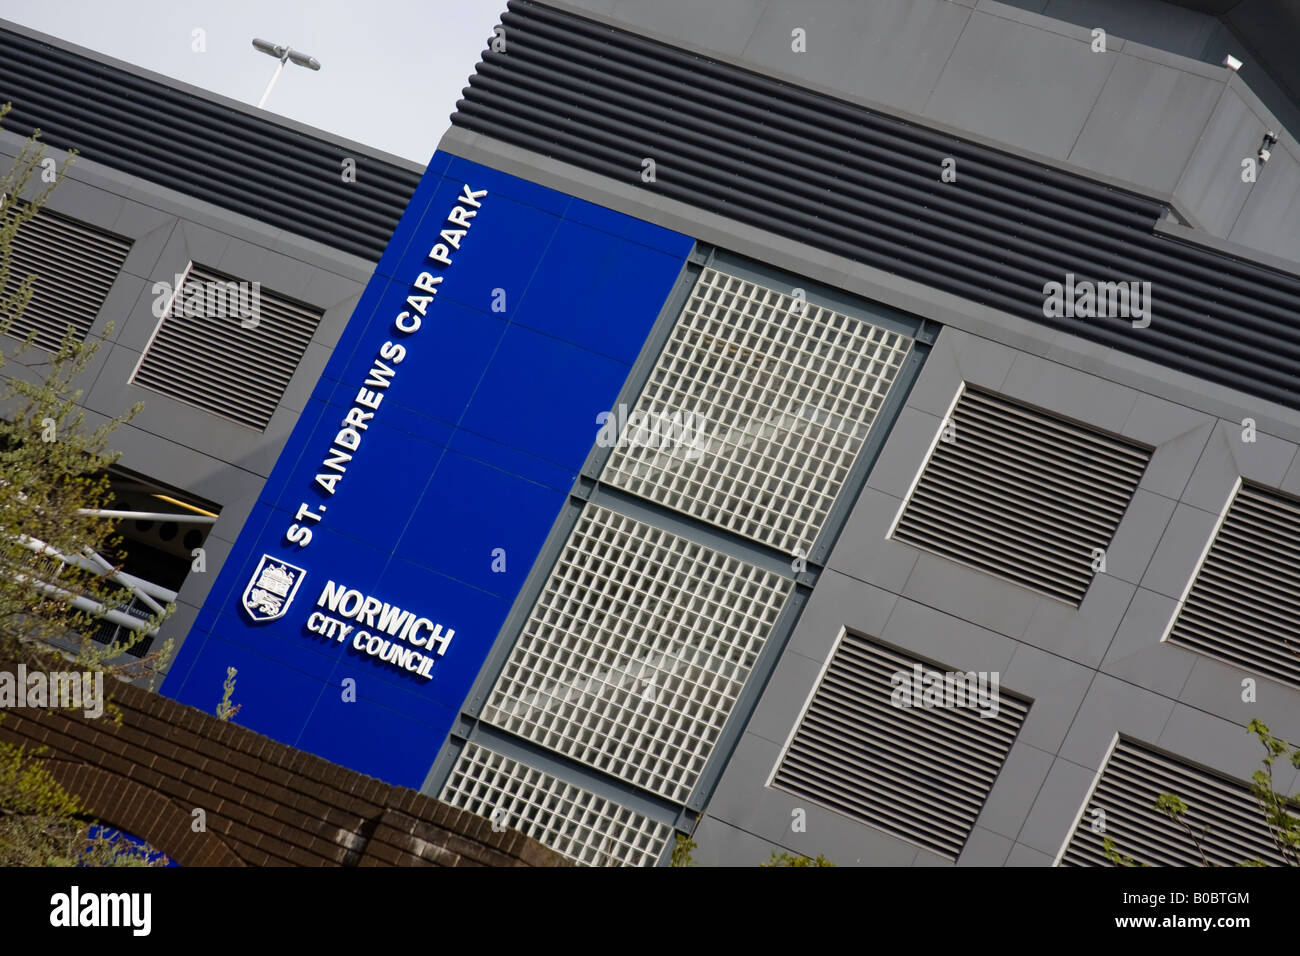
[5,0,1300,867]
[0,16,420,656]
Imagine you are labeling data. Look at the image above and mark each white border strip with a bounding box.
[1052,731,1121,866]
[886,380,967,541]
[1158,474,1243,646]
[765,624,849,790]
[127,260,194,385]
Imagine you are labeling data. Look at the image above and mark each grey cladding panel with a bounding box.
[1229,147,1300,266]
[1067,53,1222,194]
[923,11,1112,159]
[1042,0,1218,59]
[740,0,971,115]
[1173,87,1264,238]
[454,0,1300,413]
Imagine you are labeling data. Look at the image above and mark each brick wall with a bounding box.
[0,665,568,867]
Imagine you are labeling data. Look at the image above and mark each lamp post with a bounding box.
[252,38,321,109]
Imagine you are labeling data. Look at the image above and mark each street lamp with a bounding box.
[251,38,321,109]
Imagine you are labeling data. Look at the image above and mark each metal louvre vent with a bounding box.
[0,28,419,261]
[441,742,673,867]
[1,199,132,351]
[1168,482,1300,688]
[481,503,792,804]
[130,263,322,431]
[1061,738,1293,866]
[892,387,1150,605]
[773,632,1029,861]
[600,267,912,556]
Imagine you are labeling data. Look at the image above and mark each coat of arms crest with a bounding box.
[241,554,306,622]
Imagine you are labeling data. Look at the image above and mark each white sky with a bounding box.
[1,0,509,165]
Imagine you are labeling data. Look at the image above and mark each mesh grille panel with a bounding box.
[600,267,912,556]
[772,632,1029,861]
[1168,483,1300,688]
[1,200,132,351]
[441,742,673,867]
[893,387,1150,605]
[1061,738,1293,866]
[131,263,321,430]
[481,503,792,804]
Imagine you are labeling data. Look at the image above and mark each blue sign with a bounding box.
[163,153,693,786]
